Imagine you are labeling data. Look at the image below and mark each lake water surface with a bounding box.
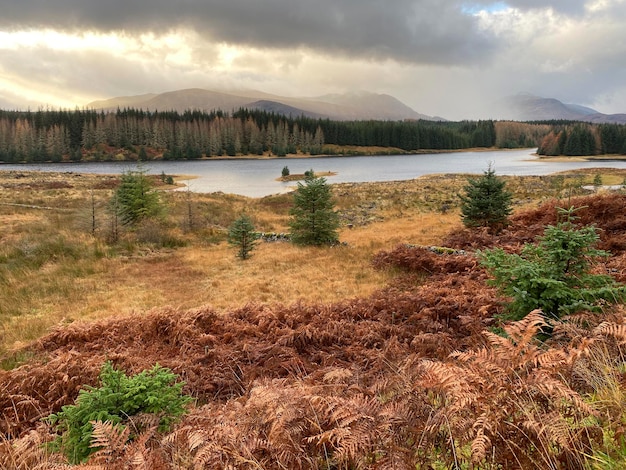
[3,149,626,197]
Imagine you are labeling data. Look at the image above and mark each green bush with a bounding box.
[45,361,192,464]
[479,206,626,323]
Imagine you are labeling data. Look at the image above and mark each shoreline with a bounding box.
[0,146,536,166]
[2,148,626,166]
[534,153,626,162]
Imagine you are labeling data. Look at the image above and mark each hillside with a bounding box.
[492,93,626,124]
[86,88,437,121]
[1,170,626,468]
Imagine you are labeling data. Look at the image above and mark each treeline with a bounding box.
[537,122,626,156]
[2,107,621,163]
[0,108,501,163]
[0,108,324,163]
[293,115,497,150]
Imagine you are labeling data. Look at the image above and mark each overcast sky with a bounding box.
[0,0,624,120]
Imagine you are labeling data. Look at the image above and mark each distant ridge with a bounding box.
[492,93,626,124]
[87,93,159,110]
[86,88,438,121]
[246,100,325,119]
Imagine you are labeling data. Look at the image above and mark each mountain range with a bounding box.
[87,88,438,121]
[87,88,626,124]
[490,93,626,124]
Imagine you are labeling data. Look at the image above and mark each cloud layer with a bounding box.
[0,0,625,119]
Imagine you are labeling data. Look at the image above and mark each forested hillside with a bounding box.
[0,108,524,163]
[537,122,626,156]
[1,108,625,163]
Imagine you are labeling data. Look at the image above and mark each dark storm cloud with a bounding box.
[0,0,498,65]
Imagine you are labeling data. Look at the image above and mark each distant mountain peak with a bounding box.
[490,93,624,123]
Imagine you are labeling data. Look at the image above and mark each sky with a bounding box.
[0,0,625,120]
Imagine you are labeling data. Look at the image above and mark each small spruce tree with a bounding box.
[480,206,626,323]
[289,173,340,246]
[593,173,603,187]
[112,168,163,226]
[228,214,258,260]
[459,164,512,232]
[282,166,290,177]
[45,361,191,464]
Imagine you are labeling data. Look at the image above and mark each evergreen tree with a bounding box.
[593,173,603,187]
[480,207,626,323]
[228,214,258,260]
[112,168,163,226]
[289,173,340,246]
[138,146,148,161]
[459,164,512,232]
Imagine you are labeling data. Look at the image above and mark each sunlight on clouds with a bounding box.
[129,31,195,66]
[586,0,625,13]
[217,45,241,68]
[0,29,124,52]
[0,73,83,109]
[474,6,565,39]
[0,29,201,106]
[0,29,197,66]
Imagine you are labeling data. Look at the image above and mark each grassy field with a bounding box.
[1,167,625,355]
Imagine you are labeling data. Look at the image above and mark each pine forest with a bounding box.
[1,107,625,162]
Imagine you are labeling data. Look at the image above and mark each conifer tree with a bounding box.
[289,172,340,246]
[113,168,163,226]
[459,164,512,232]
[228,214,258,260]
[480,207,626,322]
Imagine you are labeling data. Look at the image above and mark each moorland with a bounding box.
[1,165,626,469]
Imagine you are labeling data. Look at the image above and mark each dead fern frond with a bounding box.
[504,309,547,345]
[322,367,354,384]
[535,349,568,369]
[531,373,595,416]
[305,392,387,468]
[0,427,62,469]
[594,321,626,343]
[89,420,131,463]
[419,359,480,411]
[471,427,492,464]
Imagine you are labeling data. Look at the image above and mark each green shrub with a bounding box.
[479,206,626,323]
[45,361,192,464]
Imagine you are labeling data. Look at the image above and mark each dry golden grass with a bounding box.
[1,167,624,357]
